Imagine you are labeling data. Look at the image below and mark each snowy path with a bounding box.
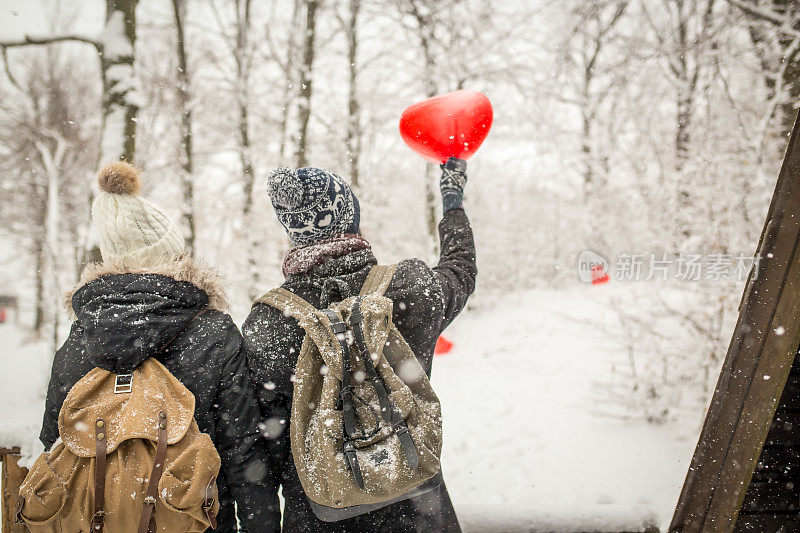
[0,324,48,458]
[434,287,702,532]
[0,286,707,531]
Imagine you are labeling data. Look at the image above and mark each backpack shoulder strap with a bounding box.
[255,288,317,325]
[359,264,398,297]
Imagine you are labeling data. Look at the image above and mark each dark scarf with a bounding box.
[282,234,371,277]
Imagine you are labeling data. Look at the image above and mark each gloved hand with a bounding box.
[440,156,467,213]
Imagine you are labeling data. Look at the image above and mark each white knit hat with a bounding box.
[92,162,185,268]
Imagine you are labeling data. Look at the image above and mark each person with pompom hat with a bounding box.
[39,162,275,532]
[243,159,476,532]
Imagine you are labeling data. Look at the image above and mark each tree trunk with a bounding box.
[47,165,61,353]
[675,87,692,172]
[778,50,800,137]
[676,86,693,239]
[406,0,440,254]
[33,237,46,334]
[29,159,47,335]
[39,138,66,352]
[668,0,714,238]
[101,0,139,162]
[171,0,195,252]
[345,0,361,188]
[295,0,319,168]
[421,55,438,254]
[746,22,800,140]
[774,0,800,136]
[569,1,627,237]
[582,109,592,198]
[279,0,303,161]
[673,0,692,173]
[86,0,140,265]
[580,22,598,199]
[234,0,260,299]
[236,0,253,215]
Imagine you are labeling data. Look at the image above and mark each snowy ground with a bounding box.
[0,284,711,532]
[0,322,49,459]
[434,286,707,532]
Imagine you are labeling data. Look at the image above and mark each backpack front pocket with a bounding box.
[159,432,221,532]
[18,452,68,529]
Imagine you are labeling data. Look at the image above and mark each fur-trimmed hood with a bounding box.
[65,254,227,319]
[64,255,230,374]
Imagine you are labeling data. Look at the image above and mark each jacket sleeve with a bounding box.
[213,318,281,533]
[241,303,298,511]
[40,366,63,450]
[432,208,477,329]
[40,323,83,449]
[390,208,477,376]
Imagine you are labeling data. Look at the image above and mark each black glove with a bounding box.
[440,157,467,213]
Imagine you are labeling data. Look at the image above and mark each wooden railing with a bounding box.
[0,447,26,533]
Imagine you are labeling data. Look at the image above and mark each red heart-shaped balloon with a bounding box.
[399,90,493,164]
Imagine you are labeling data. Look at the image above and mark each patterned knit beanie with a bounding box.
[267,167,360,246]
[91,162,185,268]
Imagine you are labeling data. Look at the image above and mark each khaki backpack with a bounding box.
[17,357,220,533]
[257,264,443,522]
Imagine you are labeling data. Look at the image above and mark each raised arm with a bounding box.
[433,157,477,329]
[390,158,477,376]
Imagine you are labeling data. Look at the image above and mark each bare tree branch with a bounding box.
[0,46,21,90]
[0,34,100,50]
[726,0,800,38]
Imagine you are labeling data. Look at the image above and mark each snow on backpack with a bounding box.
[256,264,443,522]
[16,357,220,533]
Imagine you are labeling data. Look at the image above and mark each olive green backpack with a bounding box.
[257,264,443,521]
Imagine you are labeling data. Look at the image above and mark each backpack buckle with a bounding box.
[329,320,347,334]
[202,478,218,528]
[114,374,132,394]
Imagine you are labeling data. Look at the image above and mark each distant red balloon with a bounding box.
[434,336,454,356]
[399,90,493,164]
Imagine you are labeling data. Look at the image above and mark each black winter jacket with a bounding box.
[40,256,272,532]
[243,208,477,532]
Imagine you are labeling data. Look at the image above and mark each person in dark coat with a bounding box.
[39,162,272,532]
[243,158,477,532]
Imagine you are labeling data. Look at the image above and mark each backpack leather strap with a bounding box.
[349,298,420,470]
[324,308,366,491]
[92,418,107,532]
[359,265,397,297]
[138,411,168,533]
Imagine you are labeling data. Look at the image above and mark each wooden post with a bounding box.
[670,110,800,532]
[1,448,27,532]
